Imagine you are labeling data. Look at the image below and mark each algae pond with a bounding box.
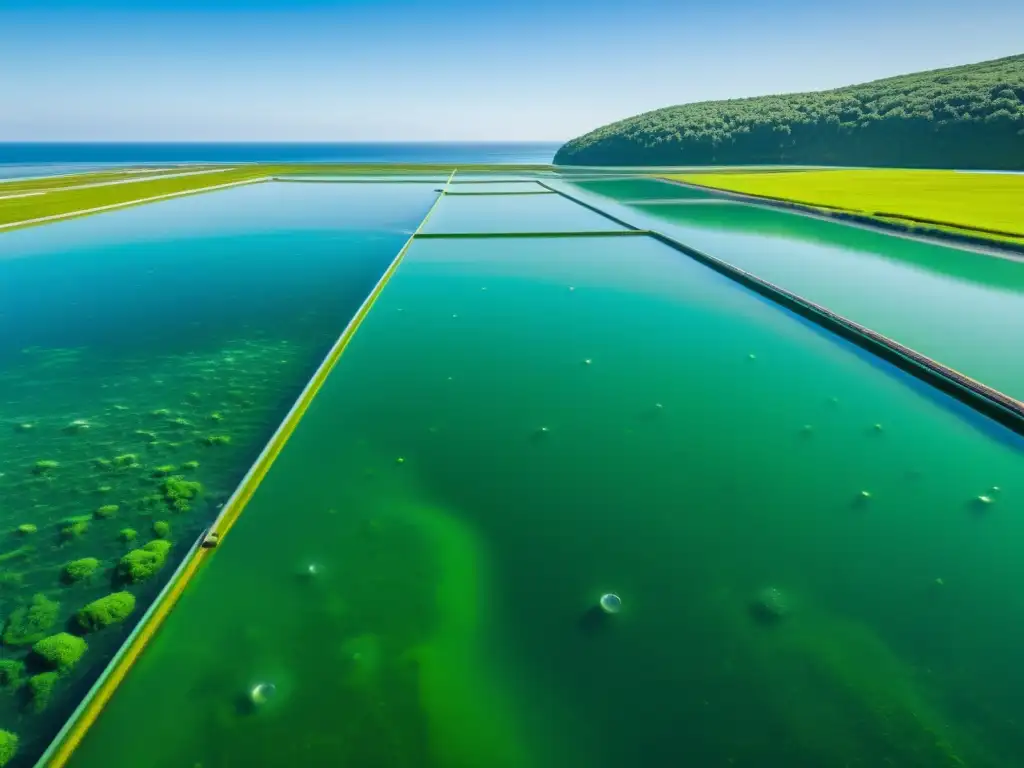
[58,179,1024,768]
[0,181,437,765]
[561,176,1024,401]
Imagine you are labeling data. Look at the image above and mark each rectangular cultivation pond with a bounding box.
[0,180,438,766]
[560,176,1024,401]
[51,178,1024,768]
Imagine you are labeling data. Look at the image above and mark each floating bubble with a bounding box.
[599,593,622,614]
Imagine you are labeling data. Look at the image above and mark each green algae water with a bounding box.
[67,211,1023,768]
[0,181,437,765]
[561,178,1024,401]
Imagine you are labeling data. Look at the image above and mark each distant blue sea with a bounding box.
[0,142,561,180]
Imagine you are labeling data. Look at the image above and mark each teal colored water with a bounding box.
[0,182,436,765]
[561,179,1024,400]
[69,217,1024,768]
[569,177,719,201]
[445,182,552,194]
[420,193,627,235]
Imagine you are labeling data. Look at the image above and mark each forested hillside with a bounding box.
[555,55,1024,169]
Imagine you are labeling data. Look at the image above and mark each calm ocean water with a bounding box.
[0,142,561,180]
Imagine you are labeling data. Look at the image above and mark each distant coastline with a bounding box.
[0,142,562,180]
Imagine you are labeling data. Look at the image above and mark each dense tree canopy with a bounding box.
[555,55,1024,169]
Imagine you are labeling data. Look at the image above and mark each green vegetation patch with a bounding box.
[671,169,1024,240]
[111,453,139,469]
[119,539,172,582]
[31,633,87,673]
[62,557,100,582]
[60,520,89,539]
[555,54,1024,170]
[119,528,137,542]
[153,520,171,539]
[77,592,136,632]
[15,524,36,536]
[0,660,24,688]
[26,671,57,712]
[31,460,59,475]
[159,475,203,512]
[0,730,17,766]
[95,504,119,519]
[2,593,59,646]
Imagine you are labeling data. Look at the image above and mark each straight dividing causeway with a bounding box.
[0,177,270,232]
[413,230,652,239]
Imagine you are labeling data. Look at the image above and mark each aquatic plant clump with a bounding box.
[95,504,119,519]
[15,524,36,536]
[202,434,231,447]
[63,558,100,582]
[31,460,59,475]
[0,730,17,767]
[32,633,87,673]
[159,475,203,512]
[111,453,139,469]
[0,660,24,688]
[61,520,89,539]
[2,593,59,646]
[153,521,171,539]
[77,592,136,632]
[27,672,58,713]
[119,539,172,582]
[119,528,137,542]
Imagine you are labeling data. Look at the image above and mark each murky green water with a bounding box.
[0,182,436,765]
[562,178,1024,400]
[67,213,1024,768]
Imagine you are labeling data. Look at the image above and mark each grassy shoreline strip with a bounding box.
[0,176,269,231]
[663,177,1024,256]
[667,170,1024,241]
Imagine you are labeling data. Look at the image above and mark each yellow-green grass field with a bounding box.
[0,163,554,231]
[667,169,1024,244]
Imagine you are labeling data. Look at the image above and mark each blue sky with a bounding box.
[1,0,1022,142]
